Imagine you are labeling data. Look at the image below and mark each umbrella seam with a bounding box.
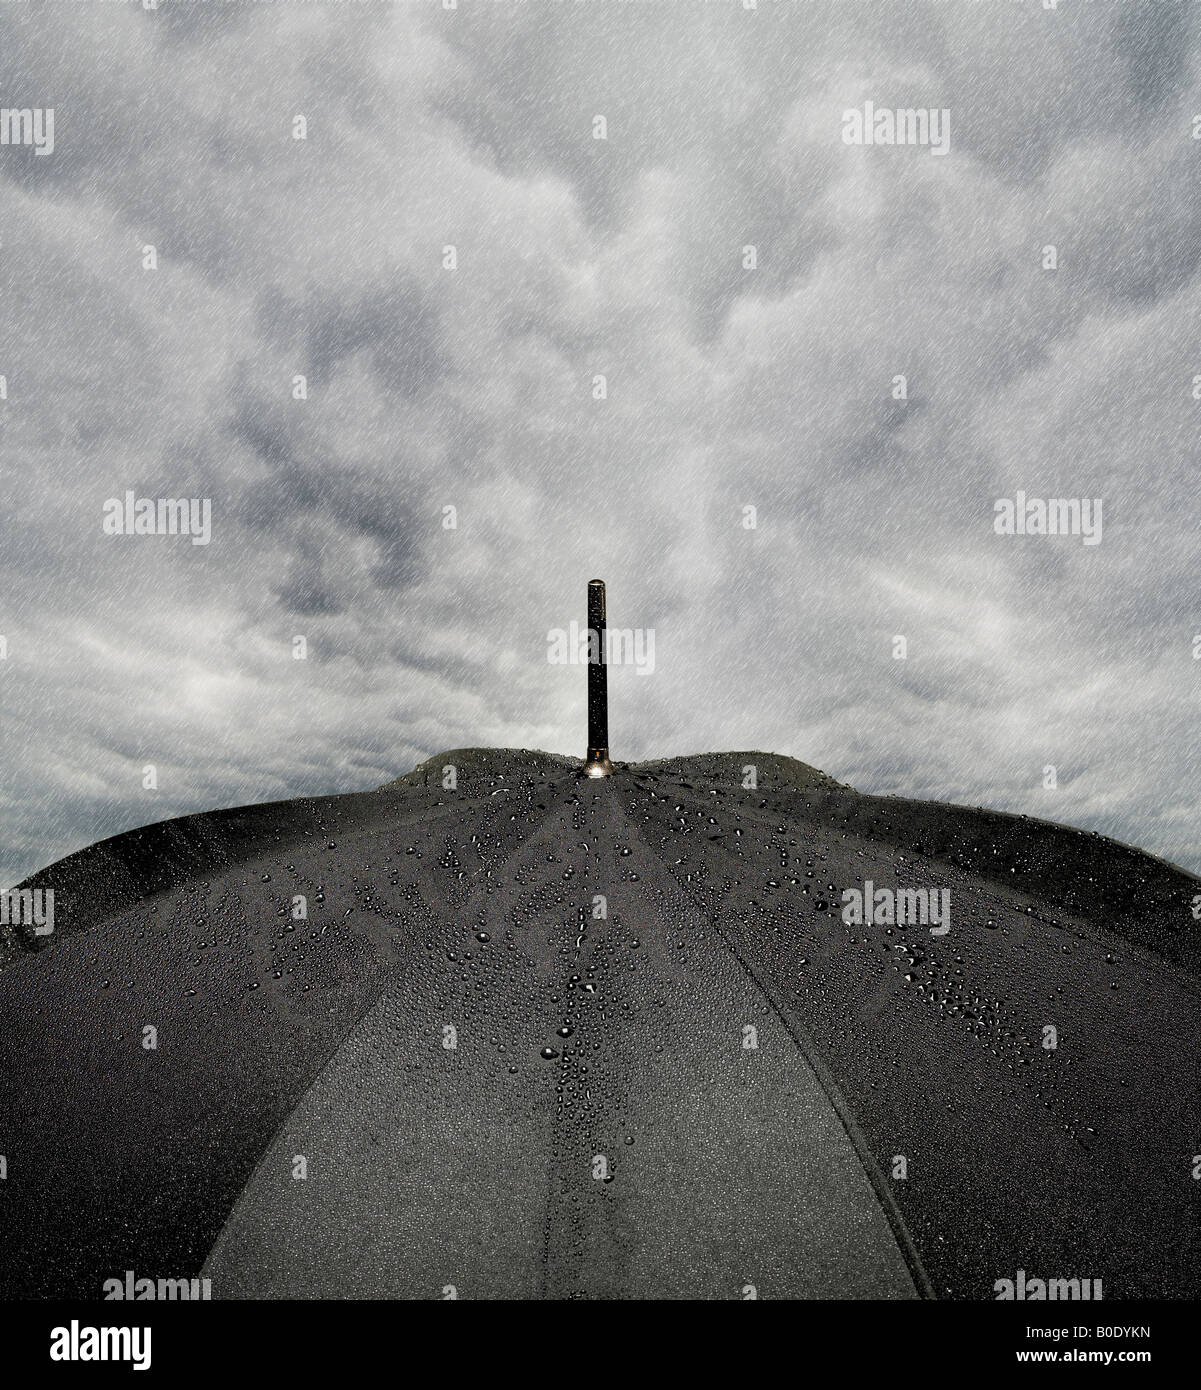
[624,794,937,1302]
[5,787,572,957]
[202,795,582,1297]
[653,782,1201,1001]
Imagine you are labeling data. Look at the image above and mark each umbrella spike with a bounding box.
[582,578,613,777]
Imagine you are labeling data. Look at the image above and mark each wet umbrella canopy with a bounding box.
[2,582,1199,1301]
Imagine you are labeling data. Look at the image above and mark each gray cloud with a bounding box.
[2,0,1201,887]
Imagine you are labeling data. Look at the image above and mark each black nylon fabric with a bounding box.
[1,749,1197,1298]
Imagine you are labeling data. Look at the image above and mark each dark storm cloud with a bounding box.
[3,0,1201,889]
[258,279,446,395]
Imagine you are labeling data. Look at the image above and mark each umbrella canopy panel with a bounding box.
[1,749,1198,1299]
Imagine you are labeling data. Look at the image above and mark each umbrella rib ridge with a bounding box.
[3,785,564,958]
[196,792,574,1286]
[621,788,937,1302]
[653,780,1201,999]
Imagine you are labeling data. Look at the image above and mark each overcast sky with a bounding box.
[2,0,1200,886]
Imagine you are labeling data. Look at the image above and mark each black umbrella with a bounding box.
[2,580,1199,1300]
